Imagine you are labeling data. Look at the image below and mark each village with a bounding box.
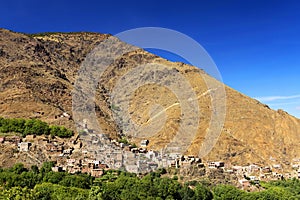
[1,125,300,190]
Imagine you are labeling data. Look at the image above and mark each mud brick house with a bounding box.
[18,142,31,152]
[63,148,73,155]
[140,140,149,147]
[51,166,63,172]
[208,161,225,169]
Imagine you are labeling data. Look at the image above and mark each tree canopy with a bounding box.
[1,163,300,199]
[0,117,73,138]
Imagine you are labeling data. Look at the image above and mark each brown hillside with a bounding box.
[0,28,299,167]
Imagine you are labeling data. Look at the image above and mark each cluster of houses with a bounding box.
[220,161,300,189]
[52,158,109,177]
[74,122,300,182]
[1,121,300,187]
[50,136,207,175]
[0,134,81,166]
[76,128,210,174]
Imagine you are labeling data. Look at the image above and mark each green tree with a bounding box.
[43,171,65,184]
[179,185,196,200]
[194,183,213,200]
[59,174,93,189]
[88,186,104,200]
[154,177,182,199]
[11,163,27,174]
[31,165,39,174]
[40,162,55,175]
[34,182,89,200]
[213,184,245,200]
[1,186,36,200]
[0,117,73,138]
[50,125,61,136]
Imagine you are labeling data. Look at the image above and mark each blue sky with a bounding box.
[1,0,299,118]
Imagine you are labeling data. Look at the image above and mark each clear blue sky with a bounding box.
[1,0,299,118]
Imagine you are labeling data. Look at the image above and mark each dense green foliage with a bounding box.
[212,180,300,200]
[0,163,93,199]
[0,117,73,138]
[0,164,212,199]
[1,163,300,199]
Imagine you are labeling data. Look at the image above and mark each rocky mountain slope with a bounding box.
[0,28,299,168]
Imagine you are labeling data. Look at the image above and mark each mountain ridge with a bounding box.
[0,28,299,169]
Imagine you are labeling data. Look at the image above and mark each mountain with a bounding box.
[0,28,299,168]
